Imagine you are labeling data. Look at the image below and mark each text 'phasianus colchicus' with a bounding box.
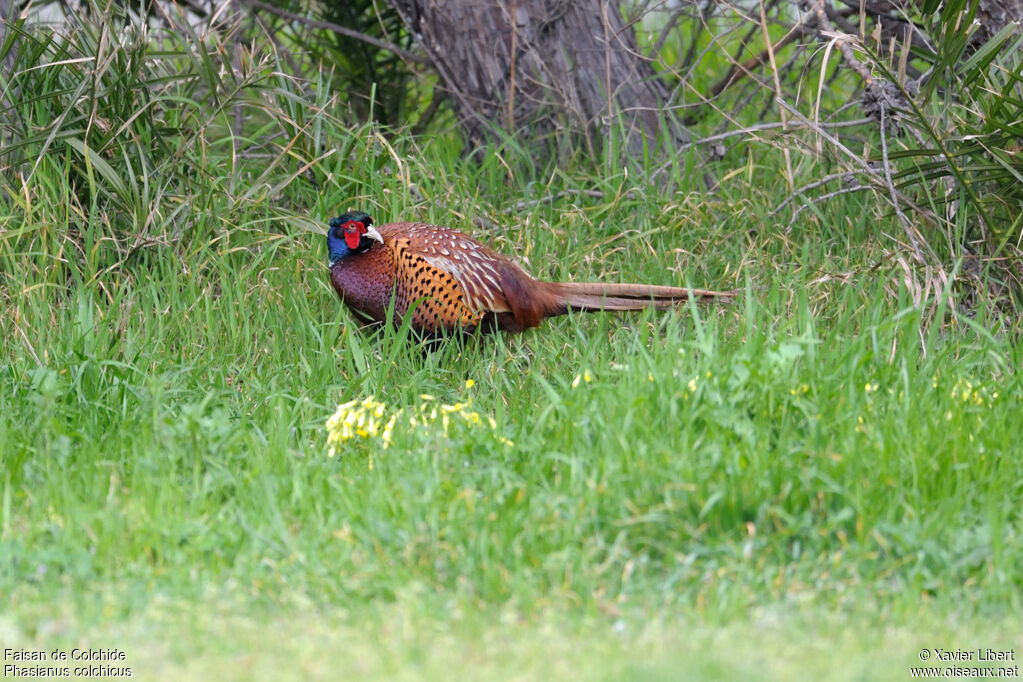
[327,211,735,334]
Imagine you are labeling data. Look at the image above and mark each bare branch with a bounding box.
[879,105,926,263]
[708,5,816,97]
[788,183,874,223]
[245,0,431,66]
[810,0,873,83]
[687,117,873,152]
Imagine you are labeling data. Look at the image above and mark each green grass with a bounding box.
[2,8,1023,680]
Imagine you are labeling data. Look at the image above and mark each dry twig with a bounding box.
[245,0,430,66]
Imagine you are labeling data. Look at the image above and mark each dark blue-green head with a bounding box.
[327,211,383,265]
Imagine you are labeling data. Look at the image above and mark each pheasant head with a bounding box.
[327,211,383,265]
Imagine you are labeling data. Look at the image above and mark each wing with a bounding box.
[380,222,513,315]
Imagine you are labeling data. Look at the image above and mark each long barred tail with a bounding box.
[550,282,736,312]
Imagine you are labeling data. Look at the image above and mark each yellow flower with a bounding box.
[572,370,593,388]
[325,396,391,457]
[328,393,508,460]
[381,414,398,449]
[465,379,475,389]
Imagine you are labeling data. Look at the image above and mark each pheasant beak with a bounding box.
[365,225,384,244]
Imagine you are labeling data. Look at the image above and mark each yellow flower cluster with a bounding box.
[949,377,998,407]
[325,396,399,457]
[789,383,811,396]
[325,388,512,460]
[409,395,483,435]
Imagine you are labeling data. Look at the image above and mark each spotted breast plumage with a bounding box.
[327,211,735,335]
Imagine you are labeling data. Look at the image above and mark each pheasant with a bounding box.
[327,211,734,334]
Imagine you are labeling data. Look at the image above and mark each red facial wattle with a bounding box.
[343,221,364,249]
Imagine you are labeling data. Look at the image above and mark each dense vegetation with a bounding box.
[1,3,1020,679]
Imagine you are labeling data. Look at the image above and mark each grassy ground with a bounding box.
[3,600,1020,680]
[2,16,1022,680]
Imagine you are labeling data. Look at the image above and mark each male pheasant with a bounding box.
[327,211,734,334]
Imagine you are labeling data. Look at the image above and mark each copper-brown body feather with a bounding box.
[330,221,734,334]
